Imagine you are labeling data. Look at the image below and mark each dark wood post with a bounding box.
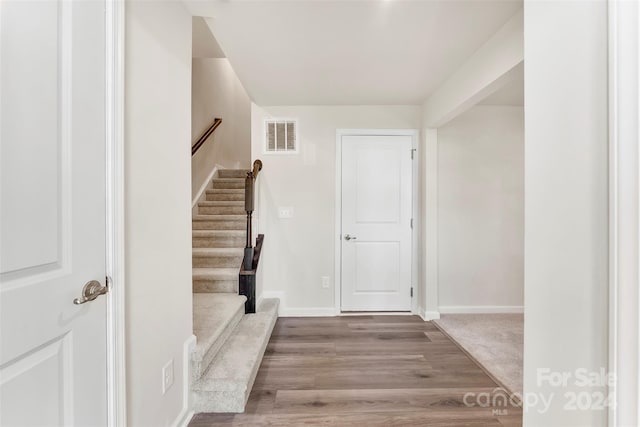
[244,172,254,270]
[240,160,263,313]
[239,234,264,314]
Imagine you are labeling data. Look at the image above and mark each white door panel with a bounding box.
[340,135,412,311]
[1,1,108,425]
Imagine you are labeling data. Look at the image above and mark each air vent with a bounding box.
[265,119,297,153]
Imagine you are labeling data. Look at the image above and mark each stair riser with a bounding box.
[212,180,245,189]
[218,170,249,179]
[206,193,244,202]
[199,201,244,206]
[193,280,238,293]
[193,236,245,248]
[193,220,245,230]
[193,255,244,268]
[198,206,246,215]
[192,390,246,414]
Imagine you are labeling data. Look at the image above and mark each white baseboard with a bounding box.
[341,311,412,316]
[262,291,339,317]
[191,164,223,210]
[281,307,339,317]
[171,409,194,427]
[418,306,441,321]
[171,334,196,427]
[264,291,449,318]
[438,305,524,314]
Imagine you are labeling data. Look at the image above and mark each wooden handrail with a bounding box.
[251,159,263,180]
[191,117,222,156]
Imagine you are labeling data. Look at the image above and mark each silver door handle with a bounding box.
[344,234,357,241]
[74,280,108,305]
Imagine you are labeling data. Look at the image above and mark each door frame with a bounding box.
[334,129,419,315]
[105,1,126,425]
[608,0,639,424]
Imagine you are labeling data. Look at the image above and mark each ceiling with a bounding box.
[195,0,522,106]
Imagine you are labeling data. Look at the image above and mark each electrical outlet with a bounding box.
[162,359,174,395]
[278,207,294,219]
[321,276,330,289]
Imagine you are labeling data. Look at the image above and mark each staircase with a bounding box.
[190,168,279,413]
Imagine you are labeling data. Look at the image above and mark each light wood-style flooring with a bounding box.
[190,315,522,426]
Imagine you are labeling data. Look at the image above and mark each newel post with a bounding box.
[244,171,254,270]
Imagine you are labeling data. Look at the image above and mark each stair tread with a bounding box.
[198,201,244,206]
[213,178,246,182]
[218,174,249,179]
[193,293,247,359]
[192,267,238,279]
[193,299,279,395]
[192,248,244,256]
[206,189,244,193]
[219,169,249,173]
[193,230,245,236]
[191,294,247,383]
[193,215,246,221]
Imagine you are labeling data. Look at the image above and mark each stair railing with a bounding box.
[191,117,222,156]
[239,159,263,313]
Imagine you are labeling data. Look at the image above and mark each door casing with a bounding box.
[607,0,640,424]
[334,129,419,315]
[105,1,126,425]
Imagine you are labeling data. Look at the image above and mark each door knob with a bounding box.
[344,234,357,241]
[74,280,108,305]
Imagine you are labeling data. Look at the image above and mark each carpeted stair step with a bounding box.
[192,268,238,293]
[212,178,245,190]
[192,230,245,248]
[206,189,244,202]
[218,169,249,179]
[192,215,245,230]
[192,299,280,413]
[191,293,247,383]
[192,248,244,268]
[198,201,245,215]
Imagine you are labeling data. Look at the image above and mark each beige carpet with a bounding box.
[434,314,523,395]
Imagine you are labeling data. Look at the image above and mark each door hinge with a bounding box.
[410,287,414,298]
[410,218,414,229]
[410,148,416,160]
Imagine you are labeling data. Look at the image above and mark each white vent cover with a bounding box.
[265,119,297,153]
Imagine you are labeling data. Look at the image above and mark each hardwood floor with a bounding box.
[190,316,522,426]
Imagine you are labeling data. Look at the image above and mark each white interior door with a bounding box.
[340,134,413,311]
[0,1,108,425]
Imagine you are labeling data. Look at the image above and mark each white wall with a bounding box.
[251,105,421,314]
[125,2,193,426]
[437,106,524,312]
[192,58,251,200]
[523,0,608,425]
